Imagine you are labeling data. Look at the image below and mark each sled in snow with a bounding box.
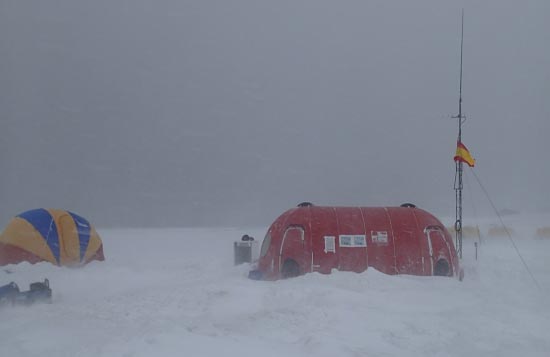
[0,279,52,306]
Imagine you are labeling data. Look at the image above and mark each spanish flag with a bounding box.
[454,141,475,167]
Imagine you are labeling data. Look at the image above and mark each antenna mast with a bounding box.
[453,9,465,258]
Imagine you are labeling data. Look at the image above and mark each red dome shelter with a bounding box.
[249,203,461,280]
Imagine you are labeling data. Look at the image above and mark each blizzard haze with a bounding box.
[1,213,550,357]
[1,0,549,227]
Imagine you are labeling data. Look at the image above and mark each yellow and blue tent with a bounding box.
[0,209,105,267]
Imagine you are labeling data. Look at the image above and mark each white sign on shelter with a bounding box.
[339,235,367,248]
[371,231,389,244]
[324,236,336,253]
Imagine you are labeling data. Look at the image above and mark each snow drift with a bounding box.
[1,214,549,357]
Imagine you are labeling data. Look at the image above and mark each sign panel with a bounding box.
[371,231,389,244]
[324,236,336,253]
[339,235,367,248]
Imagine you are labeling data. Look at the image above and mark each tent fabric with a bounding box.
[0,208,104,266]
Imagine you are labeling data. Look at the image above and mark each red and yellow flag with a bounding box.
[454,141,475,167]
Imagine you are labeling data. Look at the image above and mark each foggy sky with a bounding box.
[1,1,549,228]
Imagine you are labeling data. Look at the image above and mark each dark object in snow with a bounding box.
[15,279,52,305]
[248,270,263,280]
[0,279,52,306]
[234,236,259,265]
[0,281,19,304]
[241,234,254,241]
[234,241,253,265]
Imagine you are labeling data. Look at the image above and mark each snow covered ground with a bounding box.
[2,214,550,357]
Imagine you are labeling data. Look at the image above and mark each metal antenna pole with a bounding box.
[453,9,465,258]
